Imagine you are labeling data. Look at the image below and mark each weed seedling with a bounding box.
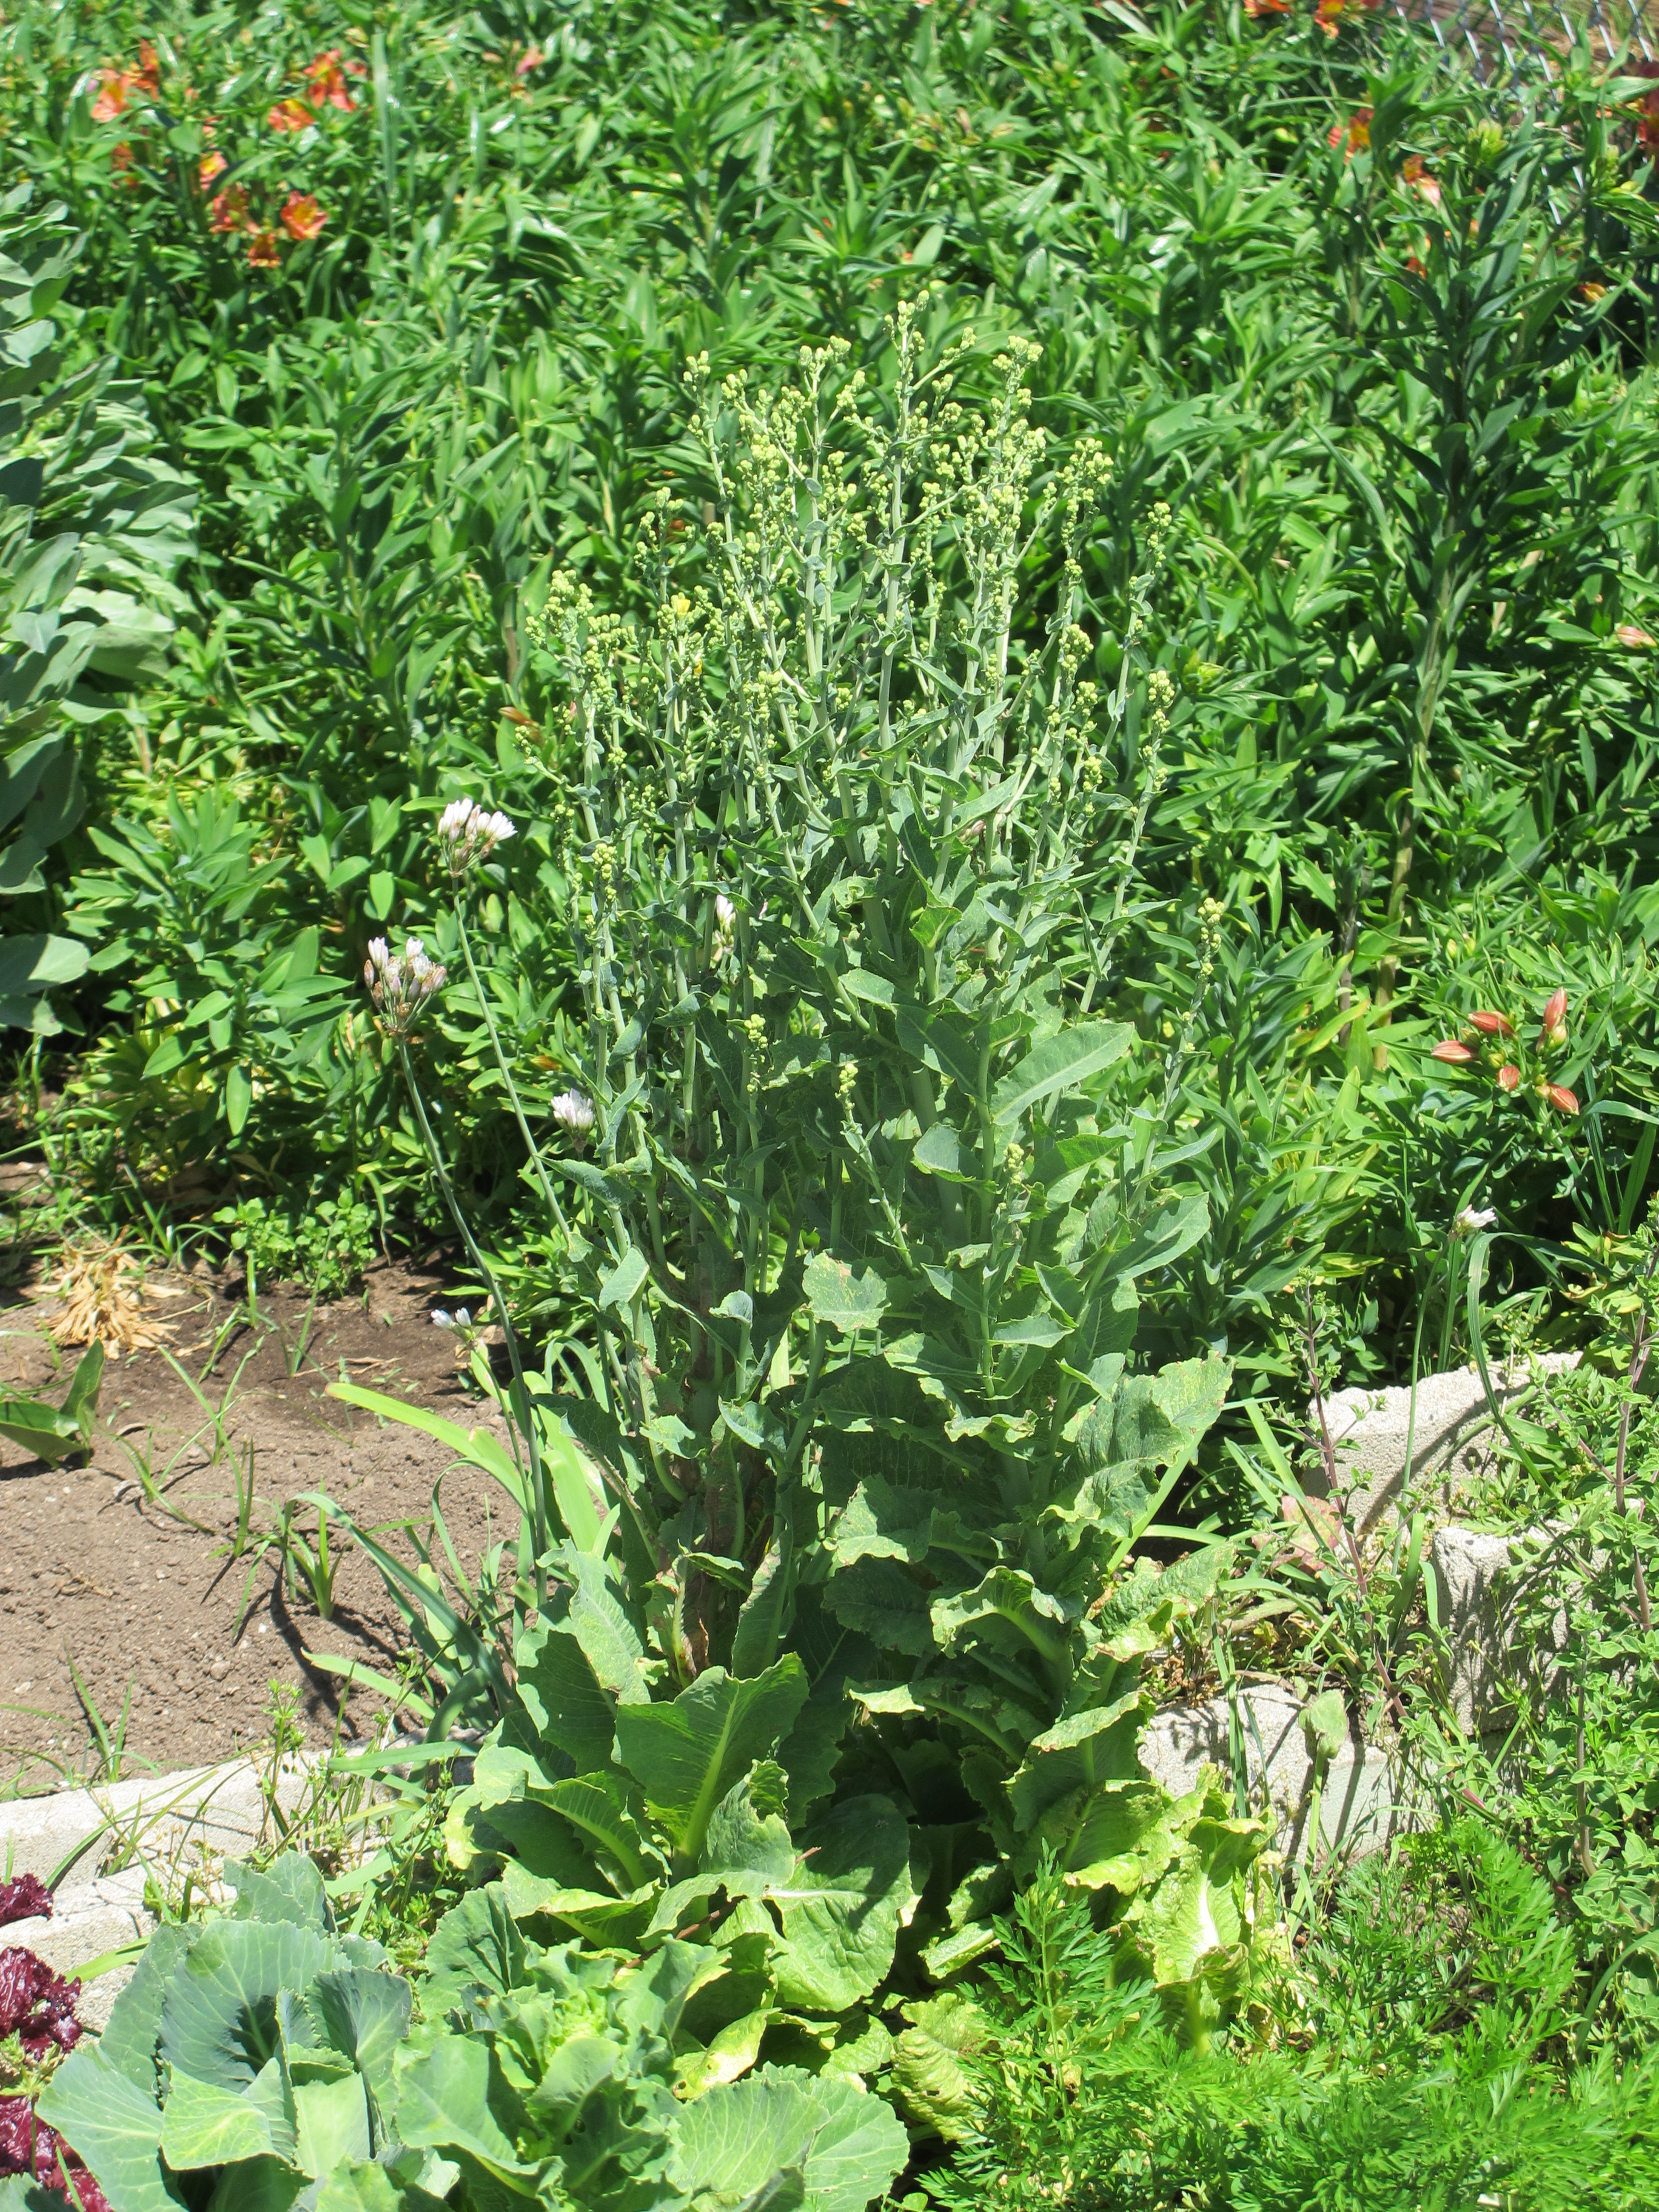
[64,1648,138,1787]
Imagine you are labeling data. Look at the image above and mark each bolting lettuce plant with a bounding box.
[337,312,1275,2056]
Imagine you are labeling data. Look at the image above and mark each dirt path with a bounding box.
[0,1259,521,1794]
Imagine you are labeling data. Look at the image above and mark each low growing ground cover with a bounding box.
[4,0,1659,2205]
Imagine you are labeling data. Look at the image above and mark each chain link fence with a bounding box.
[1389,0,1655,79]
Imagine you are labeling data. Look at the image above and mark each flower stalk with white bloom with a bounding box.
[438,797,516,879]
[363,936,446,1039]
[551,1089,595,1146]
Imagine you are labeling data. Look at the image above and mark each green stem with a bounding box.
[397,1039,548,1602]
[455,900,572,1240]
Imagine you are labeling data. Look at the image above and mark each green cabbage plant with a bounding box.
[33,1850,907,2212]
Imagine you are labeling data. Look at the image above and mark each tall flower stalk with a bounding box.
[364,929,551,1600]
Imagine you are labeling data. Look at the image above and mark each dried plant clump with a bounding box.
[49,1245,176,1355]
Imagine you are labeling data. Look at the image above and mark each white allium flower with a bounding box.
[710,890,737,965]
[1453,1205,1498,1238]
[551,1088,595,1134]
[437,796,516,876]
[363,933,446,1036]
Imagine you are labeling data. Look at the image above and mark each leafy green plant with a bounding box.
[0,1340,101,1464]
[930,1824,1659,2211]
[0,180,193,1037]
[215,1188,380,1302]
[33,1848,910,2212]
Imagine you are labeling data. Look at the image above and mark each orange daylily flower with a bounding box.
[1244,0,1291,15]
[1470,1011,1513,1037]
[1546,1083,1579,1116]
[280,192,327,241]
[90,70,132,121]
[1315,0,1379,37]
[90,42,161,122]
[247,228,281,269]
[303,48,364,113]
[209,184,250,233]
[1403,155,1443,209]
[1329,107,1372,156]
[268,97,314,133]
[199,152,227,189]
[516,45,545,72]
[1432,1041,1475,1063]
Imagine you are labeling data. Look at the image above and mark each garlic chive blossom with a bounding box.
[1453,1205,1498,1238]
[363,936,445,1037]
[551,1088,595,1136]
[437,797,516,877]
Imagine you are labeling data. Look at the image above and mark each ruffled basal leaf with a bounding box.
[767,1796,914,2014]
[614,1659,808,1866]
[1044,1777,1203,1895]
[890,1994,988,2143]
[822,1557,936,1657]
[1119,1809,1274,1986]
[930,1567,1079,1665]
[1005,1689,1150,1831]
[515,1620,619,1773]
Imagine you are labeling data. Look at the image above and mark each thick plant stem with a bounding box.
[398,1040,549,1602]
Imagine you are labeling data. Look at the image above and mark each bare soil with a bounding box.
[0,1259,520,1794]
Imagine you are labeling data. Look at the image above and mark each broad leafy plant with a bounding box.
[332,321,1278,2042]
[32,1850,908,2212]
[0,183,193,1032]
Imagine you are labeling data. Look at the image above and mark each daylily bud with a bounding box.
[1540,988,1568,1046]
[1469,1011,1513,1037]
[1497,1064,1521,1091]
[1432,1041,1475,1063]
[1546,1083,1579,1116]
